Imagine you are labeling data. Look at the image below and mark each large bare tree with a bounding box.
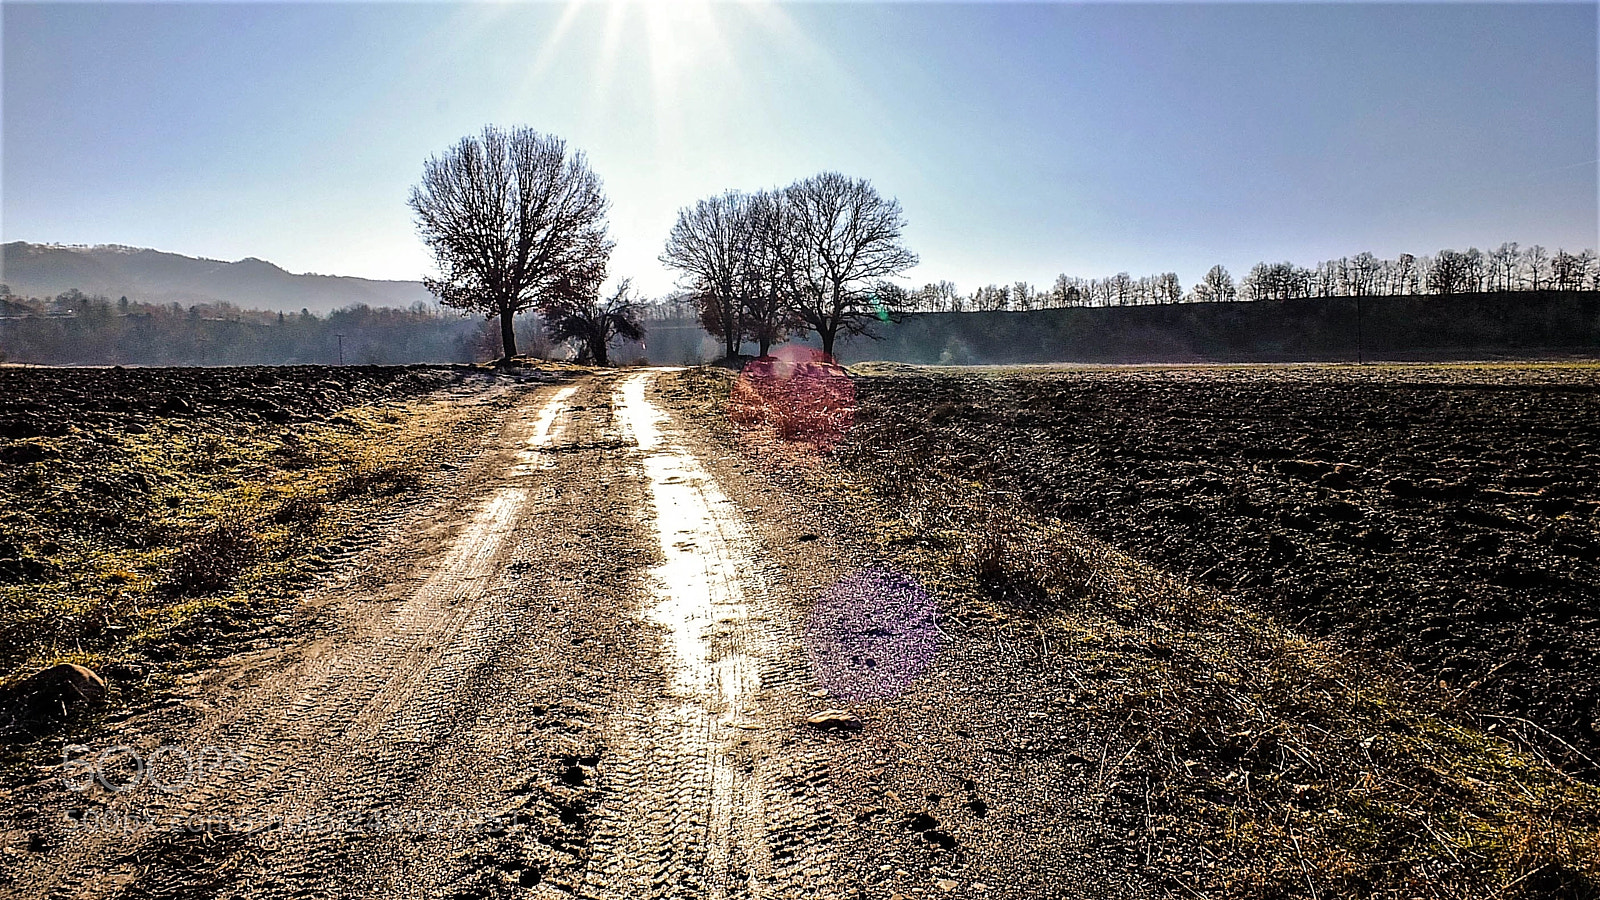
[780,172,918,358]
[1197,264,1237,302]
[409,126,610,363]
[739,189,801,356]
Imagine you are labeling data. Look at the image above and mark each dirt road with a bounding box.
[3,368,1170,900]
[3,372,971,899]
[7,367,1599,899]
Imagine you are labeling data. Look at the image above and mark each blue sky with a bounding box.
[3,1,1596,298]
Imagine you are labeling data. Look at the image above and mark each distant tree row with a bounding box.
[661,172,917,358]
[0,287,530,366]
[1239,244,1598,301]
[903,243,1599,313]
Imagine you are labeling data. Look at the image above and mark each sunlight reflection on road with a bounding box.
[614,370,765,897]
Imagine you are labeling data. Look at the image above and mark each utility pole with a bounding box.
[337,333,345,366]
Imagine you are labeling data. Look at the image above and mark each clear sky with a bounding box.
[3,1,1596,298]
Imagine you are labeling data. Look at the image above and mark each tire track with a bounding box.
[579,372,837,900]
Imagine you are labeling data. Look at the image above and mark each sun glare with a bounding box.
[512,0,806,149]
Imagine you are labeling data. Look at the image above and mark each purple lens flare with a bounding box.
[804,568,939,701]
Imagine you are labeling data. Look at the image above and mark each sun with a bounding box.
[638,0,724,85]
[509,0,812,152]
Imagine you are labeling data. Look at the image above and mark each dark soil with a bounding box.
[0,364,470,440]
[838,364,1600,772]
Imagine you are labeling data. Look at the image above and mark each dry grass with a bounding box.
[0,397,475,708]
[159,522,261,599]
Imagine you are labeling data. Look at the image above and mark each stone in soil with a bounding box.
[805,708,863,731]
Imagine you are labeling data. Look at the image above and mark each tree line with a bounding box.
[12,121,1596,366]
[0,288,537,366]
[905,244,1599,314]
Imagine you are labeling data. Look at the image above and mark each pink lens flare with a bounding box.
[729,347,856,460]
[804,568,939,702]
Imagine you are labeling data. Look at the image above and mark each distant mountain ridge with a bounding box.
[1,242,436,314]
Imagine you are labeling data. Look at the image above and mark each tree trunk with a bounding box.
[499,307,517,362]
[819,325,837,359]
[758,335,772,357]
[591,335,608,367]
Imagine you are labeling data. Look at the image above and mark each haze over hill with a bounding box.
[1,242,436,314]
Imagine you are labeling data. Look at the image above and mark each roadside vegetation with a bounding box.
[676,364,1600,899]
[0,366,493,734]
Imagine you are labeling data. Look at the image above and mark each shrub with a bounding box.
[270,494,325,525]
[160,522,259,597]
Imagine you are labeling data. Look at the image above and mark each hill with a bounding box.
[0,242,435,314]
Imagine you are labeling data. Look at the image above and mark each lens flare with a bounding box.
[804,568,939,702]
[729,346,855,463]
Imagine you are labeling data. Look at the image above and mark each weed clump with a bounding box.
[957,512,1095,612]
[270,494,326,525]
[330,456,421,500]
[159,522,260,598]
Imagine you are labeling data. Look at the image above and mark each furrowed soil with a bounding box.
[666,364,1600,899]
[832,364,1600,773]
[2,362,1597,900]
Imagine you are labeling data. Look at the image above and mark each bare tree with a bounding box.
[970,284,1009,312]
[1241,263,1273,301]
[1427,249,1473,295]
[1552,248,1592,291]
[409,126,610,363]
[1154,272,1183,304]
[1192,265,1236,303]
[1107,272,1132,306]
[1011,281,1036,311]
[780,172,918,357]
[661,191,748,360]
[541,260,645,366]
[1490,242,1520,291]
[1526,244,1549,291]
[738,190,802,356]
[1463,247,1486,292]
[1048,274,1081,308]
[1345,252,1380,297]
[915,280,963,312]
[1315,260,1340,298]
[1394,253,1419,295]
[1243,262,1310,301]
